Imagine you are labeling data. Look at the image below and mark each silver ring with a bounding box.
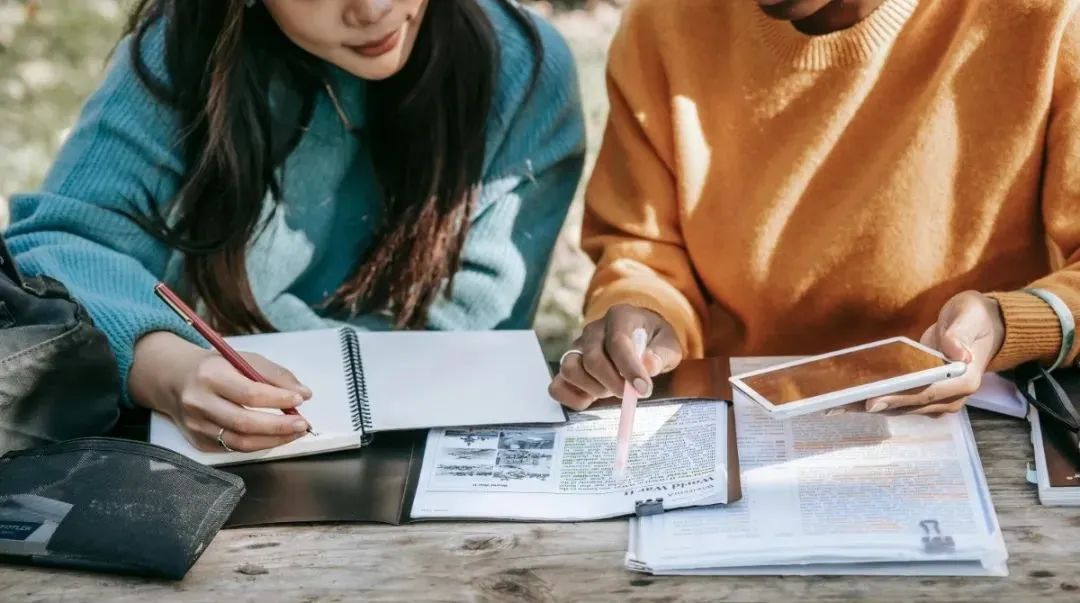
[559,349,584,366]
[217,427,235,452]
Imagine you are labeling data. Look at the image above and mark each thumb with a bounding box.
[938,303,986,363]
[244,353,313,399]
[939,330,973,363]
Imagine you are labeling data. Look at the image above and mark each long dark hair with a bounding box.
[122,0,541,333]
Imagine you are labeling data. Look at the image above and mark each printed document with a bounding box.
[627,398,1007,576]
[410,401,731,521]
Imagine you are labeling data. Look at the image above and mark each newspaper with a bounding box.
[627,398,1008,576]
[409,401,731,521]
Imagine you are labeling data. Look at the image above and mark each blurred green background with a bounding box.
[0,0,626,358]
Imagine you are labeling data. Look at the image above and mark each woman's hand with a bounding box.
[862,291,1005,416]
[130,332,313,452]
[549,304,684,410]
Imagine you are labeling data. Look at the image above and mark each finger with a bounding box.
[919,323,940,351]
[939,294,993,361]
[939,326,975,364]
[219,429,307,453]
[180,416,297,454]
[245,353,312,399]
[908,397,969,416]
[822,402,865,416]
[199,393,310,436]
[204,359,305,409]
[548,376,595,411]
[192,434,225,453]
[578,322,628,396]
[178,416,227,452]
[647,323,683,375]
[865,375,976,412]
[178,414,223,440]
[643,351,665,377]
[559,353,612,399]
[604,329,652,396]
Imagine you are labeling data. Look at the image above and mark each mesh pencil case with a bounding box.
[0,437,244,579]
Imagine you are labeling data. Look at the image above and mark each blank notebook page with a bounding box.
[223,329,359,434]
[356,330,566,431]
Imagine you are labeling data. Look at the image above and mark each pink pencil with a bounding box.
[613,328,649,481]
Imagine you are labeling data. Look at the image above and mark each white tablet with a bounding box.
[729,337,967,419]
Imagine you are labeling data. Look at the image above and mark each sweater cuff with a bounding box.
[985,290,1062,371]
[585,279,705,358]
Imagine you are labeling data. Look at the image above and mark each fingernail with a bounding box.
[825,408,846,417]
[868,401,888,413]
[299,384,313,398]
[633,378,650,397]
[293,420,309,433]
[292,393,304,405]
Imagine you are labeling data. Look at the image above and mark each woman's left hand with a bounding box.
[863,291,1005,416]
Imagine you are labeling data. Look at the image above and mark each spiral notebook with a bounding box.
[220,358,741,527]
[149,327,567,466]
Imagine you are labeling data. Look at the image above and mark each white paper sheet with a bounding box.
[357,330,566,431]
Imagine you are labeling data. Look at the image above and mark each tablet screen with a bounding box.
[740,340,947,406]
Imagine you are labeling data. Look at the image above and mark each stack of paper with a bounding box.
[626,397,1008,576]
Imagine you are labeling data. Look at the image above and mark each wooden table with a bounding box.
[2,409,1079,602]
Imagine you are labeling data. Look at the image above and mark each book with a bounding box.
[149,328,567,466]
[221,358,742,526]
[623,358,1009,577]
[1028,406,1080,505]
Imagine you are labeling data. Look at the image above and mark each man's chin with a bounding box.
[757,0,833,22]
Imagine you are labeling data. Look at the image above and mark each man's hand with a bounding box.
[863,291,1005,416]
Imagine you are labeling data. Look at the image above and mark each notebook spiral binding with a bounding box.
[339,328,374,443]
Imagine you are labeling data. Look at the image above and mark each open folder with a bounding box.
[149,328,567,466]
[222,358,741,526]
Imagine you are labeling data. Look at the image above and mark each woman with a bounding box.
[6,0,585,451]
[551,0,1080,414]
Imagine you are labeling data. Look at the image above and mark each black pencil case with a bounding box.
[0,437,244,580]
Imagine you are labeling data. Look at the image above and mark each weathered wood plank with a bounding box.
[3,410,1080,602]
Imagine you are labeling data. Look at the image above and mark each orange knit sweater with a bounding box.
[583,0,1080,370]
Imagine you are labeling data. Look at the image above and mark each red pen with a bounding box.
[153,282,316,436]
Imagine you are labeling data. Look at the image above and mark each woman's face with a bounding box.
[263,0,429,80]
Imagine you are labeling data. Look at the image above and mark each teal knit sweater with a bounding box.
[5,1,585,400]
